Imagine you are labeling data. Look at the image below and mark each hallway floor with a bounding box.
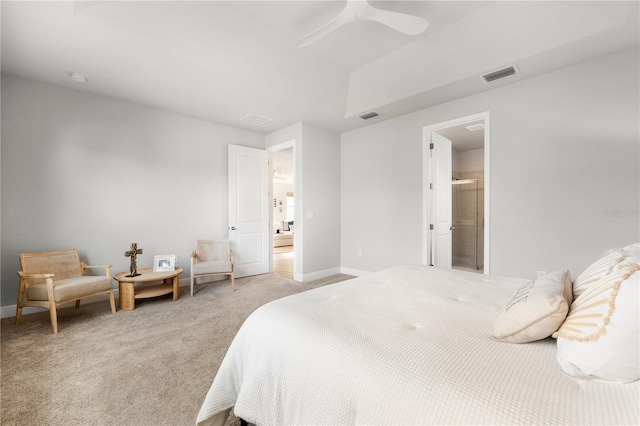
[273,246,293,279]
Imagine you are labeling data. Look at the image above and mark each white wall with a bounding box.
[456,149,484,174]
[273,181,294,230]
[341,118,424,275]
[265,122,341,281]
[1,74,264,306]
[272,149,294,229]
[299,123,341,278]
[341,47,639,279]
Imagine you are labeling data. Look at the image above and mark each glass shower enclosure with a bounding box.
[452,179,484,272]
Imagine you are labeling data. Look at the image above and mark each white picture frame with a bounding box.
[153,254,176,272]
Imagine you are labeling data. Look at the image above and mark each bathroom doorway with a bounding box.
[423,112,490,274]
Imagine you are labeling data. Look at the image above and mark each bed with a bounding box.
[197,251,639,425]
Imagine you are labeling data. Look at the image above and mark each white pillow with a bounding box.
[554,243,639,383]
[572,247,628,299]
[492,270,572,344]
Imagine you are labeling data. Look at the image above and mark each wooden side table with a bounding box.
[114,267,183,310]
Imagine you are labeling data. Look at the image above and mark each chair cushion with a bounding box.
[192,260,232,275]
[196,241,229,261]
[27,276,113,302]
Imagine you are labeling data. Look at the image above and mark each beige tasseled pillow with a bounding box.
[572,248,628,299]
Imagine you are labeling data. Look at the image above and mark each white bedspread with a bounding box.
[196,265,639,425]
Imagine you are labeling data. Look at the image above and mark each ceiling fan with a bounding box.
[296,0,429,47]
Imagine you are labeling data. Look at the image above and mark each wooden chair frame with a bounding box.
[190,240,235,296]
[16,249,117,334]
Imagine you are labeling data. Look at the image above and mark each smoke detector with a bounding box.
[69,73,88,83]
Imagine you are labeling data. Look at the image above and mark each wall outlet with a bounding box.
[357,249,362,257]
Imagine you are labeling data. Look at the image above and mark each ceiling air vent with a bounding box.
[359,111,379,120]
[481,65,518,83]
[241,114,272,125]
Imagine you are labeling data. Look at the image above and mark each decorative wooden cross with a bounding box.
[124,242,143,277]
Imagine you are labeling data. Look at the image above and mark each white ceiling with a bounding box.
[2,1,638,135]
[437,120,484,152]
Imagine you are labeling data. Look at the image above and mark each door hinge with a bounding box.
[429,143,434,149]
[429,224,434,230]
[429,183,433,190]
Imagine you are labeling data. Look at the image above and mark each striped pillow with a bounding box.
[572,248,628,299]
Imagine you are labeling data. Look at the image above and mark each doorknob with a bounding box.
[450,226,456,231]
[229,226,237,231]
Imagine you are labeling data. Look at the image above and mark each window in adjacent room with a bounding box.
[286,192,294,223]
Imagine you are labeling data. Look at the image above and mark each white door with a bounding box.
[430,132,452,268]
[228,144,270,277]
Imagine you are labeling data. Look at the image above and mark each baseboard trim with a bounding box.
[1,270,374,318]
[340,267,371,277]
[1,277,192,319]
[298,267,342,283]
[1,294,117,319]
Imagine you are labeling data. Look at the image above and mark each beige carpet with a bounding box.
[0,273,353,426]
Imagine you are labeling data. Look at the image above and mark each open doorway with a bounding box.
[438,122,485,273]
[271,146,295,279]
[423,112,490,274]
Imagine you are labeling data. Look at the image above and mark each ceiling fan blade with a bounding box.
[295,0,427,47]
[358,5,429,35]
[296,9,356,47]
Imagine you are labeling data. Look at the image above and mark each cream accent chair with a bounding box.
[16,249,117,334]
[190,240,235,296]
